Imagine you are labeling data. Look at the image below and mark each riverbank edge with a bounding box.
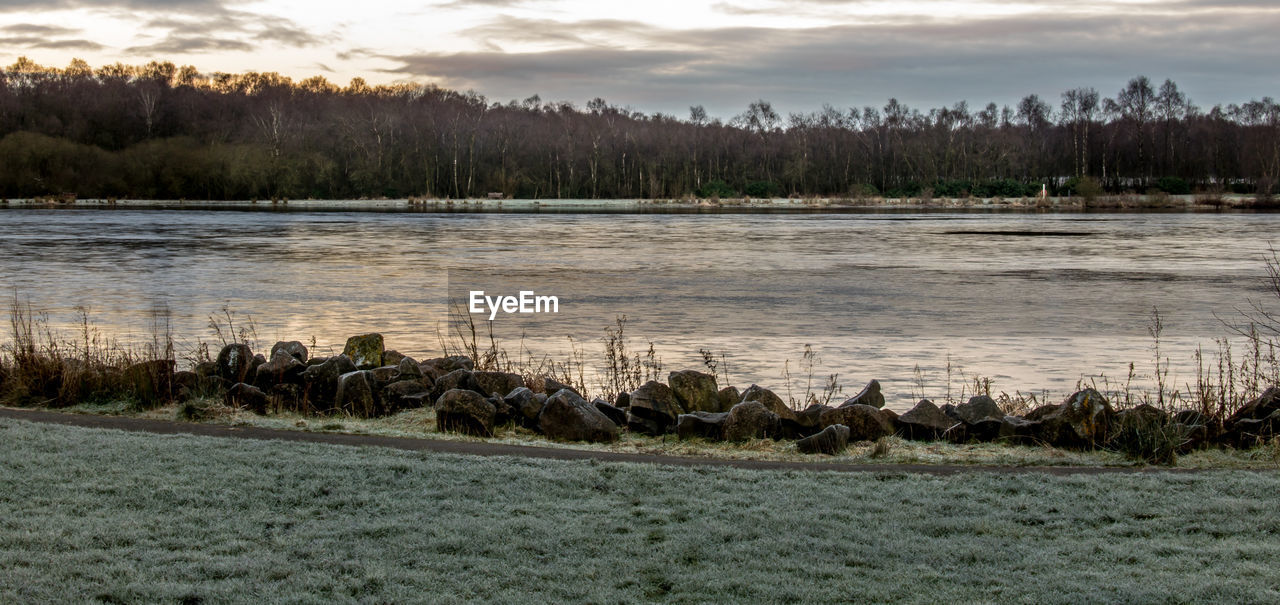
[1,193,1270,212]
[0,406,1254,474]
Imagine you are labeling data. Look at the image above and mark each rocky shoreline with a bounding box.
[149,333,1280,464]
[1,193,1269,212]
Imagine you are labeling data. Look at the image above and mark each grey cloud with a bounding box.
[125,9,319,55]
[252,24,321,47]
[0,23,80,35]
[126,36,253,54]
[460,16,664,48]
[28,38,105,50]
[380,10,1280,119]
[434,0,532,8]
[0,34,105,51]
[0,0,230,10]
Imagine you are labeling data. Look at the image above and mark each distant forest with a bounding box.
[1,57,1278,200]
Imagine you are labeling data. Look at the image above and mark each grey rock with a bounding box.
[539,389,619,443]
[381,379,430,412]
[254,350,305,391]
[225,382,268,414]
[954,395,1004,425]
[668,370,720,413]
[436,389,497,436]
[722,401,781,442]
[740,384,797,422]
[676,411,728,440]
[473,371,526,397]
[839,379,885,409]
[336,370,379,417]
[796,424,851,455]
[592,399,628,427]
[343,333,385,370]
[628,380,683,434]
[270,340,309,363]
[300,355,357,413]
[215,343,254,383]
[716,386,741,413]
[898,399,958,441]
[819,404,894,441]
[504,387,543,429]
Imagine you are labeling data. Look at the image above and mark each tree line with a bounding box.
[1,57,1277,200]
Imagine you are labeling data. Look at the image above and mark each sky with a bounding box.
[1,0,1278,119]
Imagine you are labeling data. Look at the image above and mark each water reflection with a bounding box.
[1,207,1276,409]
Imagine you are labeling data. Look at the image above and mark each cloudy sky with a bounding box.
[2,0,1277,118]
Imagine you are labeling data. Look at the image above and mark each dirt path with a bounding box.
[0,407,1217,476]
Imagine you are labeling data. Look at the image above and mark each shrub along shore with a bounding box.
[7,330,1278,466]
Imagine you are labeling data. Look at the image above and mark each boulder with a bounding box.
[796,424,851,455]
[819,404,894,441]
[215,343,255,383]
[381,379,431,413]
[614,391,631,408]
[627,380,684,435]
[173,370,200,401]
[370,365,401,386]
[472,371,526,397]
[420,355,474,380]
[839,379,884,409]
[249,354,267,378]
[489,394,515,426]
[225,382,268,414]
[396,357,424,381]
[268,383,304,412]
[1037,389,1114,448]
[1227,386,1280,425]
[336,370,380,417]
[300,355,357,413]
[1025,403,1063,422]
[436,388,496,437]
[626,411,666,437]
[954,395,1004,425]
[382,349,406,367]
[429,369,477,403]
[1173,409,1209,427]
[668,370,720,413]
[716,386,741,413]
[541,376,580,397]
[538,389,619,443]
[676,411,728,440]
[952,395,1005,441]
[1227,409,1280,447]
[343,333,385,370]
[722,401,781,442]
[270,340,309,363]
[740,385,797,422]
[592,399,628,427]
[998,415,1041,445]
[880,408,899,430]
[897,399,958,441]
[504,387,544,429]
[253,350,305,391]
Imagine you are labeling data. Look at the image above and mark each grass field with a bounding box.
[2,418,1279,604]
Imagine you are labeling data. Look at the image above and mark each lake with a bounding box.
[2,204,1276,409]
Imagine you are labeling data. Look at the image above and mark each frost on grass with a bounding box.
[1,419,1279,603]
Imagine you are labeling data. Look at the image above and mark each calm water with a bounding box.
[2,206,1277,409]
